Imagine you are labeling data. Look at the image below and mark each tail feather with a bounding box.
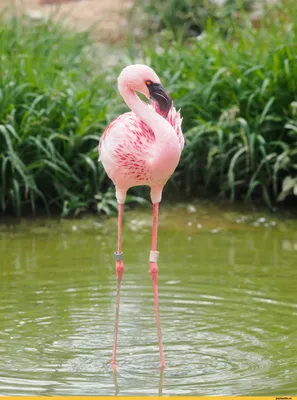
[166,106,184,150]
[151,100,184,150]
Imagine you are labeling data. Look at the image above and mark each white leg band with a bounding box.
[149,250,160,262]
[114,252,123,261]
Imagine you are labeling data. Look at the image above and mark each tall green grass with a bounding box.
[140,0,254,38]
[1,2,297,217]
[0,16,122,216]
[136,0,297,207]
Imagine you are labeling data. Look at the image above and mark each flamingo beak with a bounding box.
[148,83,172,117]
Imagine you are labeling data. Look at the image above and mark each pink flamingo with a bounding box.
[99,64,184,368]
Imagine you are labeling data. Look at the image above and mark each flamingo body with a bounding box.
[99,64,184,204]
[99,106,183,202]
[98,64,184,368]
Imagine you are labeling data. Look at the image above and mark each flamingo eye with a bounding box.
[145,80,152,86]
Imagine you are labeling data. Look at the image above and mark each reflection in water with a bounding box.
[159,367,164,396]
[112,365,164,396]
[113,368,119,396]
[0,203,297,395]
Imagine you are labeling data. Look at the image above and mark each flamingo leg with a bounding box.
[150,202,165,368]
[112,203,124,368]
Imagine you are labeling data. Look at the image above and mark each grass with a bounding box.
[140,0,255,38]
[1,1,297,217]
[0,15,124,217]
[134,0,297,208]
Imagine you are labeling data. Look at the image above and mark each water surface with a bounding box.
[0,202,297,395]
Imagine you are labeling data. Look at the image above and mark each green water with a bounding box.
[0,202,297,396]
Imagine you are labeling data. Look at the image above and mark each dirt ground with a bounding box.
[0,0,137,43]
[0,1,279,44]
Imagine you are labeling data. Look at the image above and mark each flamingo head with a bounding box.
[118,64,172,116]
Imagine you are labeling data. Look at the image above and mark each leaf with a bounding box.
[245,179,261,201]
[0,125,14,153]
[282,176,297,192]
[125,195,149,206]
[228,147,246,201]
[259,97,275,124]
[79,153,96,172]
[285,123,297,134]
[262,185,273,209]
[12,179,21,217]
[277,176,297,202]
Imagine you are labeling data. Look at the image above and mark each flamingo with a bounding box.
[99,64,184,368]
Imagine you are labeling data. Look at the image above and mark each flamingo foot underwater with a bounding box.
[99,64,184,368]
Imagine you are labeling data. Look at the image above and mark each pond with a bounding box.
[0,202,297,395]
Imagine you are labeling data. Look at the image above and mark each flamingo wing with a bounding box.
[99,102,184,165]
[99,112,156,183]
[99,112,154,157]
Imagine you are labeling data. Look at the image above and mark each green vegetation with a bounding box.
[138,0,297,208]
[0,16,122,217]
[141,0,254,38]
[1,1,297,217]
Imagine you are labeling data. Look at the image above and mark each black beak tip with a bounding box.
[148,83,172,116]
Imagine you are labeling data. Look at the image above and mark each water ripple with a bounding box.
[0,209,297,395]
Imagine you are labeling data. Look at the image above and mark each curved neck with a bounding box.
[120,88,178,147]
